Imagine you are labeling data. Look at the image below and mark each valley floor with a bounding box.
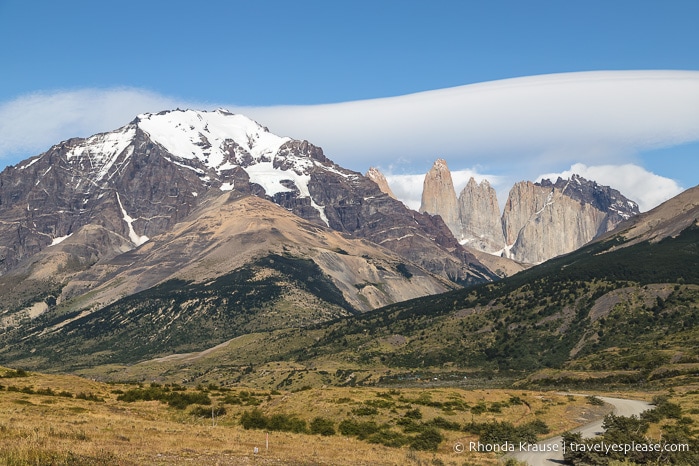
[0,369,632,466]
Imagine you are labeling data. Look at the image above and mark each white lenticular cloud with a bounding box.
[537,163,684,212]
[241,70,699,170]
[0,71,697,212]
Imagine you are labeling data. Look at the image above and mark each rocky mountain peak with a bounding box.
[365,167,396,199]
[419,159,460,234]
[136,109,292,169]
[538,174,640,221]
[413,160,641,264]
[458,177,504,253]
[502,174,640,263]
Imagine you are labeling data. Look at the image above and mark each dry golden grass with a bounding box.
[0,368,630,465]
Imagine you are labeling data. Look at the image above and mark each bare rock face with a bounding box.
[502,175,640,263]
[502,181,550,248]
[458,177,504,253]
[0,127,203,274]
[419,159,461,235]
[365,167,396,199]
[413,159,640,265]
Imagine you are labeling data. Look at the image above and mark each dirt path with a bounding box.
[509,395,652,466]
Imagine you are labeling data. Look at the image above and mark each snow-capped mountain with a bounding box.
[0,109,493,285]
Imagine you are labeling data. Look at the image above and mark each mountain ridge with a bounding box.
[0,109,493,285]
[412,160,639,263]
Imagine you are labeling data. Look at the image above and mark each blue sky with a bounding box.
[1,0,698,210]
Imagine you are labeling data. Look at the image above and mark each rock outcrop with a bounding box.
[366,167,396,199]
[419,159,461,235]
[417,159,640,265]
[501,175,639,263]
[458,177,504,253]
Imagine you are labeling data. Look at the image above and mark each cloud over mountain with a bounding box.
[537,163,684,212]
[1,71,696,210]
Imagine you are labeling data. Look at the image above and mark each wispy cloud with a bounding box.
[1,71,697,211]
[0,87,210,160]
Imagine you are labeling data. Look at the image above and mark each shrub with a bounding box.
[397,418,425,433]
[470,402,487,415]
[466,420,545,445]
[367,429,410,447]
[76,392,104,402]
[240,408,267,430]
[1,369,29,378]
[190,405,226,418]
[642,396,682,421]
[523,419,550,435]
[267,413,307,433]
[427,416,461,431]
[310,417,336,436]
[240,409,307,433]
[365,399,394,409]
[338,419,380,439]
[166,391,211,409]
[409,428,443,451]
[404,408,422,419]
[351,406,378,416]
[117,387,209,409]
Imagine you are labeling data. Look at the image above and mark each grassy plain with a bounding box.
[0,367,628,466]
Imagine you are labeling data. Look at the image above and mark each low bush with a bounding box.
[404,408,422,419]
[76,392,104,402]
[465,419,549,445]
[338,419,381,439]
[240,409,308,433]
[310,417,335,436]
[0,369,29,378]
[409,428,443,451]
[240,408,267,429]
[190,405,226,418]
[367,429,410,448]
[351,405,378,416]
[427,416,461,431]
[117,387,209,409]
